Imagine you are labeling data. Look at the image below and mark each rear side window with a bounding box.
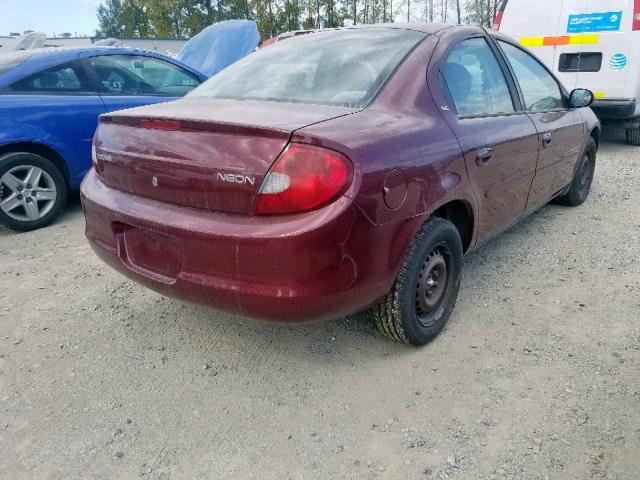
[558,52,602,73]
[441,37,515,117]
[7,61,91,94]
[498,41,564,112]
[189,29,427,108]
[87,55,200,97]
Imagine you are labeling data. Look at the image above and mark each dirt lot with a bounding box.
[1,127,639,480]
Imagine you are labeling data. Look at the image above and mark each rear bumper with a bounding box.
[80,170,392,323]
[591,99,637,120]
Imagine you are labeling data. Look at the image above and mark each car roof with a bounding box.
[0,45,205,87]
[3,45,172,63]
[356,23,481,35]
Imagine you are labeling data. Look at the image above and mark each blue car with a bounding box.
[0,46,207,231]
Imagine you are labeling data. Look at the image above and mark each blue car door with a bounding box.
[82,54,203,113]
[0,59,106,186]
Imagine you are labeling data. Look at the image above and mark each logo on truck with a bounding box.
[609,53,628,70]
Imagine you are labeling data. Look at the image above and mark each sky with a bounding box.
[0,0,101,38]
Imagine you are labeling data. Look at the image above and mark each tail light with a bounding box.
[634,0,640,31]
[255,143,352,215]
[91,137,103,174]
[493,0,508,30]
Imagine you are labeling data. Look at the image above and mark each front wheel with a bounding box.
[554,137,596,207]
[0,152,67,232]
[374,217,463,346]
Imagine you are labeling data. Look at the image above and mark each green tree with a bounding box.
[464,0,498,27]
[97,0,152,37]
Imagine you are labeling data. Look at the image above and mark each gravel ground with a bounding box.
[1,127,639,480]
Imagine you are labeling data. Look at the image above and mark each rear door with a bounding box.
[552,0,590,92]
[83,54,202,113]
[496,39,586,212]
[0,59,106,185]
[437,35,539,243]
[573,0,633,101]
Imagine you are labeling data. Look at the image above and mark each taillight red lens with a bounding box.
[255,143,352,215]
[633,0,640,31]
[91,137,103,174]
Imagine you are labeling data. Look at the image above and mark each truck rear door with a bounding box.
[571,0,632,100]
[500,0,566,70]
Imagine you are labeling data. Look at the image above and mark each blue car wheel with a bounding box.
[0,152,67,232]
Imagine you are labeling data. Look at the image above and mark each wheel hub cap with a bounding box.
[0,165,57,222]
[416,247,448,326]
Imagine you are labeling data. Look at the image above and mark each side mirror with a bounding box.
[569,88,594,108]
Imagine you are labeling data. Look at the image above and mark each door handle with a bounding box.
[475,147,493,166]
[542,132,553,147]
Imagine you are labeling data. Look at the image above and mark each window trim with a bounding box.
[438,33,525,120]
[82,54,201,97]
[0,59,98,96]
[491,37,571,114]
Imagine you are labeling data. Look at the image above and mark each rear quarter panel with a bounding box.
[0,95,105,187]
[293,33,477,290]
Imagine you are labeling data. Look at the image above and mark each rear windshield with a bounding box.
[0,51,31,76]
[189,28,427,107]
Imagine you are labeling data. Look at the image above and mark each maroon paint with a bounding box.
[94,100,356,215]
[81,24,599,323]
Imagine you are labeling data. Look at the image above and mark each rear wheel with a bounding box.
[374,217,463,346]
[0,153,67,232]
[554,137,596,207]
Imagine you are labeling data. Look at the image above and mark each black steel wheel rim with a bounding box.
[415,242,451,328]
[577,153,593,195]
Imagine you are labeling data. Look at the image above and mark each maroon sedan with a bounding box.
[81,24,599,345]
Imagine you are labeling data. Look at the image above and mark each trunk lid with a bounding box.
[94,98,356,215]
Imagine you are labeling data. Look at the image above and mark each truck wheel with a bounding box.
[0,152,67,232]
[554,137,596,207]
[374,217,463,346]
[626,127,640,146]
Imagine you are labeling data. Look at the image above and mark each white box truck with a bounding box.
[495,0,640,145]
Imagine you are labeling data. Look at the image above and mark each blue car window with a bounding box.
[7,61,92,94]
[88,55,200,97]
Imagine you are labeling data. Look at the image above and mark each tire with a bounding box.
[0,152,67,232]
[626,127,640,146]
[374,217,463,346]
[554,137,596,207]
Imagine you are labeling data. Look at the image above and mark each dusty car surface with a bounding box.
[81,24,600,345]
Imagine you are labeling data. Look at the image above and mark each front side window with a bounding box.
[189,29,427,108]
[88,55,200,97]
[498,41,564,112]
[441,37,515,117]
[7,61,90,94]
